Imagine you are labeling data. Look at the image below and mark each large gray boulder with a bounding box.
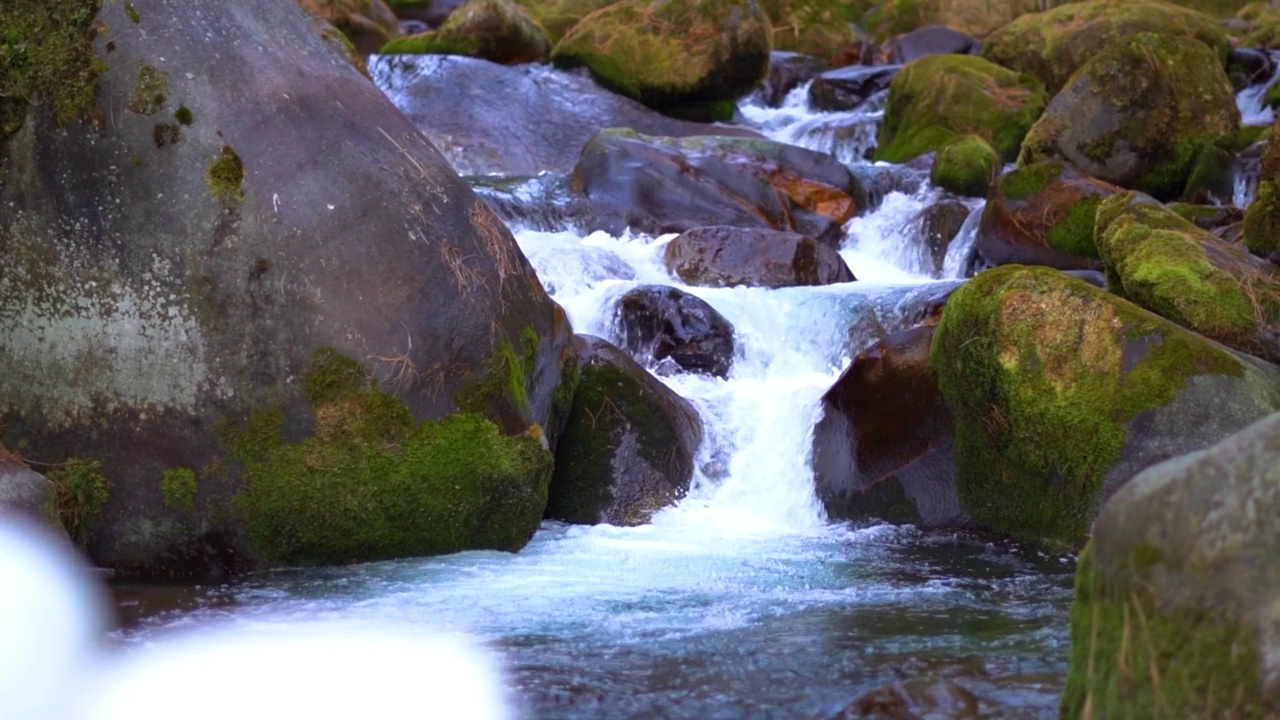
[1062,411,1280,717]
[371,55,758,176]
[0,0,569,578]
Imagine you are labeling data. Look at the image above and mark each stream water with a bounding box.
[103,73,1082,719]
[106,51,1280,717]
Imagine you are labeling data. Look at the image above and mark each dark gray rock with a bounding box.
[809,65,900,112]
[758,51,828,107]
[883,25,980,65]
[614,285,735,378]
[573,129,866,244]
[664,226,855,288]
[547,336,703,526]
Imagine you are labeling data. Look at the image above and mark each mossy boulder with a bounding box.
[1244,115,1280,257]
[550,0,771,112]
[234,350,552,567]
[1096,193,1280,363]
[864,0,1041,41]
[0,0,104,143]
[379,0,550,64]
[813,319,967,528]
[512,0,614,43]
[1019,32,1240,201]
[980,0,1230,96]
[299,0,402,53]
[664,226,856,288]
[1062,411,1280,718]
[872,54,1046,164]
[931,265,1280,547]
[930,134,998,198]
[547,336,703,527]
[572,129,866,245]
[975,161,1119,270]
[758,0,868,59]
[0,0,570,579]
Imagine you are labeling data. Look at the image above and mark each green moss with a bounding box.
[304,347,370,406]
[123,1,139,23]
[546,360,687,524]
[999,161,1063,201]
[125,64,167,115]
[930,134,999,198]
[47,458,109,547]
[873,54,1047,164]
[550,0,770,107]
[173,104,193,125]
[759,0,867,58]
[1045,196,1101,258]
[161,467,198,513]
[1244,180,1280,256]
[206,145,245,203]
[455,326,539,430]
[0,0,104,140]
[235,349,552,566]
[1096,195,1264,345]
[219,407,285,462]
[381,0,548,63]
[1060,543,1265,718]
[930,266,1243,546]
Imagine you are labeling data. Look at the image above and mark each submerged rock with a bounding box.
[981,0,1230,95]
[872,54,1046,163]
[373,56,759,176]
[0,0,568,578]
[975,161,1117,271]
[614,285,736,378]
[550,0,770,113]
[547,336,703,527]
[931,266,1280,547]
[572,129,866,243]
[664,226,856,289]
[1096,193,1280,363]
[813,319,965,529]
[832,677,982,719]
[1062,411,1280,718]
[1019,32,1239,201]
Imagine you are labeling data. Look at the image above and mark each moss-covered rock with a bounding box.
[380,0,550,64]
[0,0,104,142]
[873,54,1046,164]
[759,0,868,59]
[513,0,614,43]
[550,0,771,112]
[864,0,1040,41]
[1096,193,1280,363]
[1019,32,1239,201]
[1244,115,1280,256]
[930,265,1280,547]
[1236,1,1280,46]
[1062,411,1280,718]
[298,0,402,54]
[975,161,1119,270]
[547,336,703,527]
[234,348,553,567]
[981,0,1230,96]
[930,134,998,198]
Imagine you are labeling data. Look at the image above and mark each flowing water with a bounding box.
[107,67,1083,719]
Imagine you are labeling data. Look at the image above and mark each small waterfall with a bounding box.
[1236,50,1280,127]
[941,204,984,279]
[738,81,884,164]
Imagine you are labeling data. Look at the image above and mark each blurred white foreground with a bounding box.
[0,519,512,720]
